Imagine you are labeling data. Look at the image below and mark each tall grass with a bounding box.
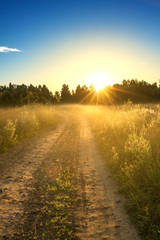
[0,105,58,153]
[84,104,160,240]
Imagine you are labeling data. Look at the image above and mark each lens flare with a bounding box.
[87,73,112,91]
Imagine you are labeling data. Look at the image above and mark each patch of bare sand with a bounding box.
[74,118,141,240]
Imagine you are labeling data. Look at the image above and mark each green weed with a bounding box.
[85,104,160,239]
[21,164,76,240]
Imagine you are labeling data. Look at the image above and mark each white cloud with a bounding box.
[0,46,21,53]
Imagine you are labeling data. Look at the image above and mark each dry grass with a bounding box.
[0,104,58,153]
[82,104,160,239]
[1,103,160,239]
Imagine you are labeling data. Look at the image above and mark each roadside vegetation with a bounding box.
[17,114,79,240]
[1,96,160,239]
[0,105,58,153]
[21,160,76,240]
[83,103,160,240]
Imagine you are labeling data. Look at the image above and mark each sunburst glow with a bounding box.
[87,73,112,92]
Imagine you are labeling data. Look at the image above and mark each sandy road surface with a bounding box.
[0,111,141,239]
[0,122,66,239]
[74,118,140,240]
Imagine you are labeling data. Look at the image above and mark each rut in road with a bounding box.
[0,122,66,239]
[0,112,141,240]
[74,118,140,240]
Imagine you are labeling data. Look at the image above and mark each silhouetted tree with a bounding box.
[54,91,61,103]
[0,79,160,106]
[60,84,72,103]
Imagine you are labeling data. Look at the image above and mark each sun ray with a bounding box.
[87,73,112,92]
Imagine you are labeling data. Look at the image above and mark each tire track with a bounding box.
[0,122,66,239]
[0,109,141,240]
[74,118,141,240]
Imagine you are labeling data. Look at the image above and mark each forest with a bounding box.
[0,79,159,106]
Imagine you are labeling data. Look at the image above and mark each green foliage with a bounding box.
[1,79,160,106]
[0,120,17,152]
[16,109,39,139]
[22,165,75,240]
[86,104,160,239]
[0,83,56,106]
[0,105,58,153]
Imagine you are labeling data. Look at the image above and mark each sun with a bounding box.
[87,73,111,92]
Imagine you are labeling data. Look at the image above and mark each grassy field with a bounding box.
[0,105,58,153]
[1,104,160,239]
[83,104,160,239]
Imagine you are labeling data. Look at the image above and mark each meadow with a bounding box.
[1,103,160,239]
[0,105,58,153]
[83,103,160,239]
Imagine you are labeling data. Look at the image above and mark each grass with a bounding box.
[12,107,79,240]
[82,104,160,240]
[17,132,77,240]
[1,103,160,239]
[21,162,76,240]
[39,166,75,240]
[0,104,58,153]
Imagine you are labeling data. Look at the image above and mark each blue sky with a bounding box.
[0,0,160,91]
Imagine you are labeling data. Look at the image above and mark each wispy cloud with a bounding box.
[0,46,21,53]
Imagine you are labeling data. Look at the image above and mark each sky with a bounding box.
[0,0,160,92]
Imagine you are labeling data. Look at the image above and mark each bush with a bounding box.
[85,104,160,239]
[0,105,58,153]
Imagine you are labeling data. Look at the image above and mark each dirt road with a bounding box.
[0,111,141,239]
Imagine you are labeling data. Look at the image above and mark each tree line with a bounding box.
[0,79,160,106]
